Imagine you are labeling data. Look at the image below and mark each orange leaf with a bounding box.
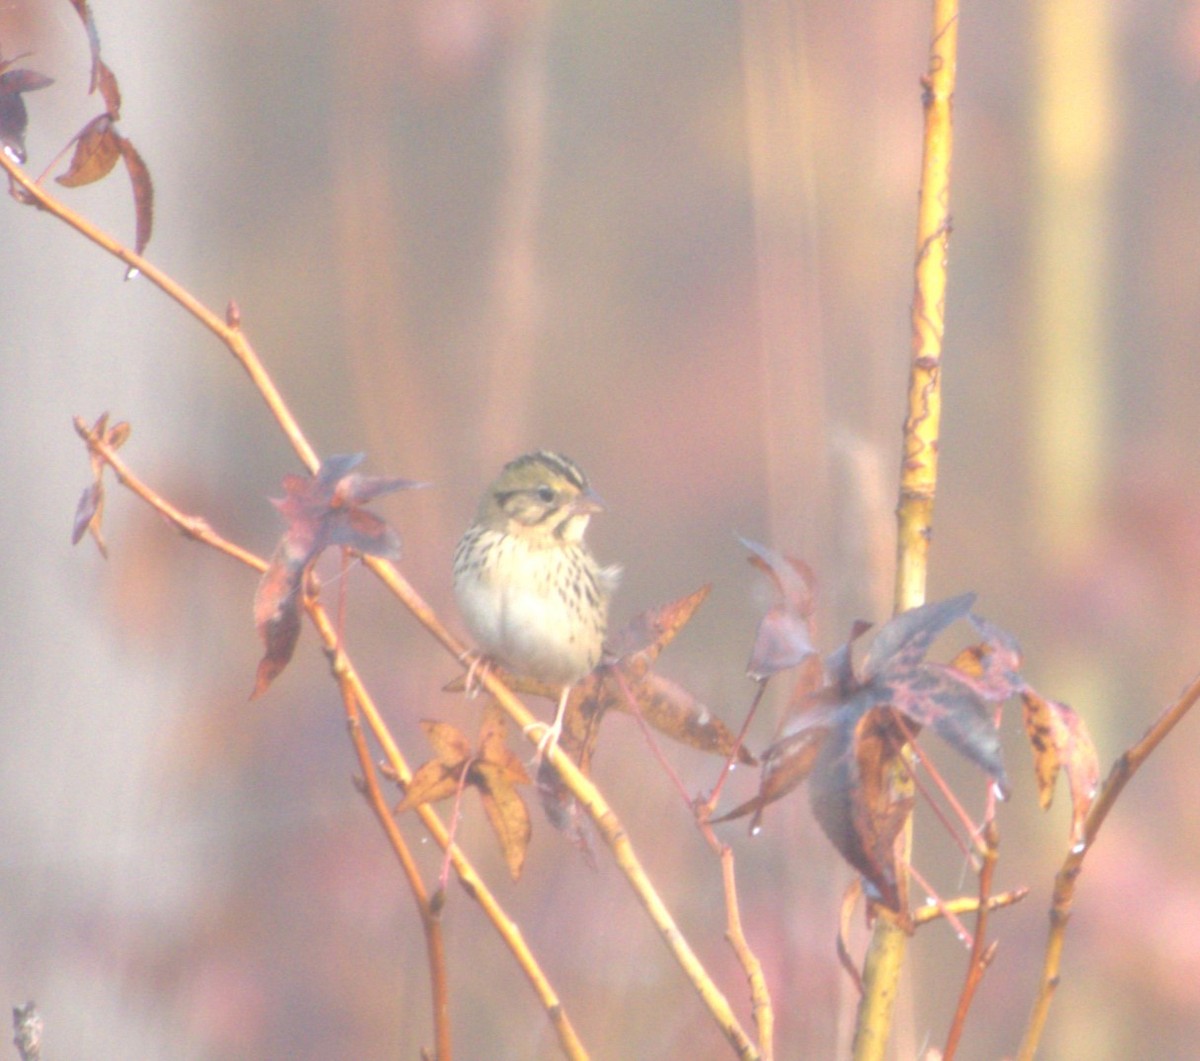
[396,759,462,813]
[474,761,532,880]
[420,719,472,767]
[57,115,121,187]
[1021,690,1099,846]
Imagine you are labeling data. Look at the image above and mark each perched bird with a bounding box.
[453,451,619,758]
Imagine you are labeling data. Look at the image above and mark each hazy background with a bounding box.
[3,0,1200,1057]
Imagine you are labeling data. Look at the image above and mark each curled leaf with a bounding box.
[0,66,54,164]
[1021,690,1099,846]
[740,537,818,679]
[117,134,153,256]
[809,705,912,910]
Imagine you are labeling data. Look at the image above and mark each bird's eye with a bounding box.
[536,485,556,504]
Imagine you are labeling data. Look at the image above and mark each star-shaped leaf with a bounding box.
[252,454,426,697]
[397,703,532,879]
[723,594,1024,910]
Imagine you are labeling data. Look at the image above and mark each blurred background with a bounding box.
[3,0,1200,1057]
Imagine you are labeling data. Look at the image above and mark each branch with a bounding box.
[1016,670,1200,1060]
[943,818,1000,1059]
[72,424,588,1059]
[25,131,755,1059]
[3,152,317,472]
[856,0,960,1055]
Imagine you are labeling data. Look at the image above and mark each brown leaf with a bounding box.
[56,115,121,187]
[809,705,912,910]
[619,670,756,764]
[474,761,532,880]
[71,414,131,558]
[250,549,303,699]
[117,134,154,256]
[395,758,463,813]
[713,722,826,828]
[421,719,473,766]
[96,59,121,118]
[477,701,531,787]
[252,455,424,695]
[1021,689,1099,846]
[65,0,103,93]
[0,67,54,164]
[605,585,711,664]
[741,537,818,679]
[535,762,595,863]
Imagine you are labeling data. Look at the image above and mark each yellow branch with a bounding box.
[855,0,958,1057]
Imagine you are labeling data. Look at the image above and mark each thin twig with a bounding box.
[943,818,999,1059]
[332,644,452,1061]
[910,886,1028,927]
[1016,670,1200,1060]
[28,142,757,1060]
[703,679,768,816]
[73,427,589,1060]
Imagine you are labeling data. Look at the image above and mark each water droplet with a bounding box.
[750,823,762,837]
[1071,841,1087,855]
[924,896,938,907]
[728,763,737,773]
[955,931,969,945]
[124,266,141,282]
[3,144,23,164]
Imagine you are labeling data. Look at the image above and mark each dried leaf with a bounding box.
[536,762,595,862]
[605,585,711,664]
[0,67,54,164]
[713,722,826,828]
[65,0,103,93]
[1021,690,1099,846]
[71,414,131,558]
[475,761,532,880]
[71,481,107,555]
[731,595,1029,908]
[740,537,818,679]
[117,134,154,255]
[96,59,120,118]
[56,114,121,187]
[395,757,463,812]
[809,705,912,910]
[615,670,756,764]
[421,719,473,766]
[477,701,531,787]
[888,666,1010,797]
[396,708,532,878]
[252,455,424,695]
[862,592,976,681]
[250,550,303,699]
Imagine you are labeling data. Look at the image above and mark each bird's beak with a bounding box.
[570,488,605,516]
